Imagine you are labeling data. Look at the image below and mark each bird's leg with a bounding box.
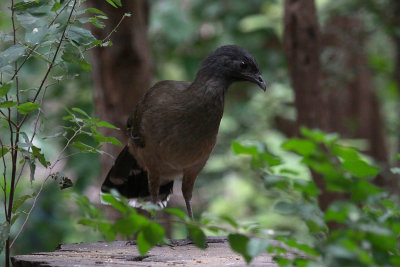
[147,172,161,204]
[166,171,203,247]
[182,173,196,220]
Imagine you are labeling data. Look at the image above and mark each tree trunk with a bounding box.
[283,0,328,131]
[283,0,340,213]
[322,15,390,187]
[88,0,153,175]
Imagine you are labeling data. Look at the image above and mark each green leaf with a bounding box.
[11,212,21,225]
[228,234,252,263]
[113,215,139,237]
[68,26,96,45]
[284,239,318,256]
[73,142,101,154]
[0,82,12,98]
[342,159,379,178]
[259,152,282,167]
[71,107,89,117]
[0,147,9,158]
[232,141,258,158]
[142,222,165,245]
[77,218,98,228]
[113,214,148,237]
[164,208,187,220]
[0,44,26,69]
[96,120,119,129]
[12,194,34,213]
[332,145,360,161]
[77,59,92,71]
[88,17,105,29]
[31,146,50,167]
[220,215,239,228]
[85,8,106,16]
[137,231,152,255]
[247,238,269,258]
[187,225,206,249]
[113,0,122,6]
[273,200,297,215]
[101,194,129,214]
[105,0,118,8]
[0,222,10,254]
[17,102,40,114]
[51,2,61,11]
[0,101,17,108]
[25,25,48,45]
[282,138,317,156]
[98,221,116,241]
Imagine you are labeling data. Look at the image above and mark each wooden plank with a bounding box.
[12,237,278,267]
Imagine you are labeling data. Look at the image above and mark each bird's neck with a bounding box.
[192,71,232,99]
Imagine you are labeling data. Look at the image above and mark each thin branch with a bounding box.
[10,125,82,248]
[49,0,74,27]
[10,44,38,81]
[10,173,50,248]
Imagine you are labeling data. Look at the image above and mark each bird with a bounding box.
[101,45,266,220]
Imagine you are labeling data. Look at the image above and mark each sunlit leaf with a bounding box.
[282,138,317,156]
[31,146,50,167]
[85,8,106,16]
[0,147,9,158]
[17,102,40,114]
[71,107,89,117]
[137,231,151,255]
[187,225,206,249]
[101,193,129,214]
[0,82,12,98]
[342,159,379,178]
[228,234,251,263]
[0,101,17,108]
[247,238,269,258]
[164,208,187,220]
[96,120,119,129]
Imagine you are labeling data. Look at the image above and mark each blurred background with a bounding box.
[1,0,399,256]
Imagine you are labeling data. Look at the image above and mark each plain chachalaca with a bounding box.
[101,45,266,219]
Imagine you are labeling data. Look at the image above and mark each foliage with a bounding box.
[0,0,122,265]
[78,128,400,266]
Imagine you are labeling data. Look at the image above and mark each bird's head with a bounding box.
[197,45,266,91]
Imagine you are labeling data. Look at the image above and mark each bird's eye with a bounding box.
[240,61,248,69]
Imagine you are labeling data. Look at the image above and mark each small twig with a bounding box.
[11,124,82,248]
[10,44,38,81]
[0,138,8,216]
[10,173,50,248]
[49,0,74,27]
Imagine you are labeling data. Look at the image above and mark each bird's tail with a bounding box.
[101,146,173,208]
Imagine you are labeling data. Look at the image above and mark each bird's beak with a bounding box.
[255,74,267,91]
[245,73,267,91]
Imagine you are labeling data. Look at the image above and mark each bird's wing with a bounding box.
[128,80,191,148]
